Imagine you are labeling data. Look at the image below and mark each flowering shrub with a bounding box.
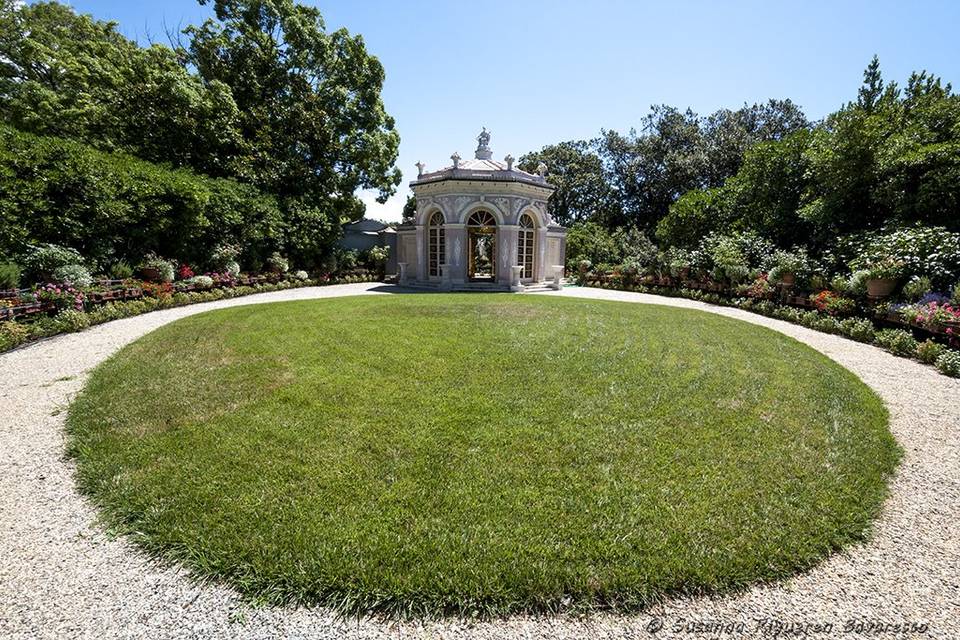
[874,329,918,358]
[743,274,773,298]
[916,340,946,365]
[293,270,309,281]
[838,226,960,290]
[33,283,84,310]
[141,282,173,299]
[53,309,90,333]
[810,290,856,316]
[897,299,960,332]
[178,264,195,280]
[857,256,904,281]
[0,321,30,351]
[52,264,93,287]
[901,276,933,302]
[140,255,175,283]
[211,244,241,270]
[839,318,876,343]
[267,252,290,273]
[765,248,810,283]
[936,350,960,377]
[22,243,85,283]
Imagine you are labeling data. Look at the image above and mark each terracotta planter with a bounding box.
[779,272,796,287]
[141,267,162,282]
[866,278,897,298]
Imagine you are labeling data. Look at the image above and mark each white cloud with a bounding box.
[358,189,406,223]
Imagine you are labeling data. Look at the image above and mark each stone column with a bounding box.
[398,262,408,285]
[440,264,452,291]
[498,225,519,287]
[414,225,426,282]
[535,227,548,282]
[445,224,467,284]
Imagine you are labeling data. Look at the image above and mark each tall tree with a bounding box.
[518,141,620,227]
[857,55,884,113]
[184,0,401,230]
[0,1,245,176]
[599,105,706,231]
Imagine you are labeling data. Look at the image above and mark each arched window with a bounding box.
[467,210,497,228]
[428,211,445,277]
[518,213,536,279]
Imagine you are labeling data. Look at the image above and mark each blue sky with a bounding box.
[62,0,960,221]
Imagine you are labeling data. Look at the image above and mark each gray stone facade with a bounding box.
[396,130,566,291]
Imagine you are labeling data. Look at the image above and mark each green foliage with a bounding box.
[266,252,289,273]
[835,226,960,290]
[21,243,85,283]
[401,195,416,224]
[139,255,175,283]
[839,318,876,343]
[185,0,401,226]
[916,340,946,365]
[0,1,401,266]
[698,231,773,284]
[0,0,244,175]
[858,257,905,281]
[367,246,389,265]
[52,264,93,287]
[565,222,622,268]
[519,141,621,226]
[657,187,735,249]
[901,276,933,302]
[0,260,20,288]
[52,308,90,333]
[0,320,29,350]
[874,329,918,357]
[0,126,284,267]
[601,100,807,231]
[109,261,133,280]
[935,350,960,377]
[612,227,658,267]
[765,248,811,283]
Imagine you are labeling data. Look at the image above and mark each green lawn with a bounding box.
[67,294,900,618]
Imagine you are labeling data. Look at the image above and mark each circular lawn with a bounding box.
[66,294,900,617]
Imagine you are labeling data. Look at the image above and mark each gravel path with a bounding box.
[1,283,957,639]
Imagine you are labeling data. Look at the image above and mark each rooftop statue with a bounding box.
[475,127,493,160]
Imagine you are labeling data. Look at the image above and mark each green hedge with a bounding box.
[0,125,284,269]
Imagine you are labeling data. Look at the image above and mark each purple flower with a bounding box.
[919,292,950,305]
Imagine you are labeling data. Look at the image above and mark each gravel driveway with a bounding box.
[1,283,957,639]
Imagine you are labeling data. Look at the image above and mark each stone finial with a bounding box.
[536,161,547,177]
[475,127,493,160]
[451,152,461,169]
[505,154,515,171]
[415,161,425,177]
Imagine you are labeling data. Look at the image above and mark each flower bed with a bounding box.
[0,273,381,354]
[584,279,960,378]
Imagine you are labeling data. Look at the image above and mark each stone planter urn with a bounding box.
[866,278,897,299]
[510,266,524,292]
